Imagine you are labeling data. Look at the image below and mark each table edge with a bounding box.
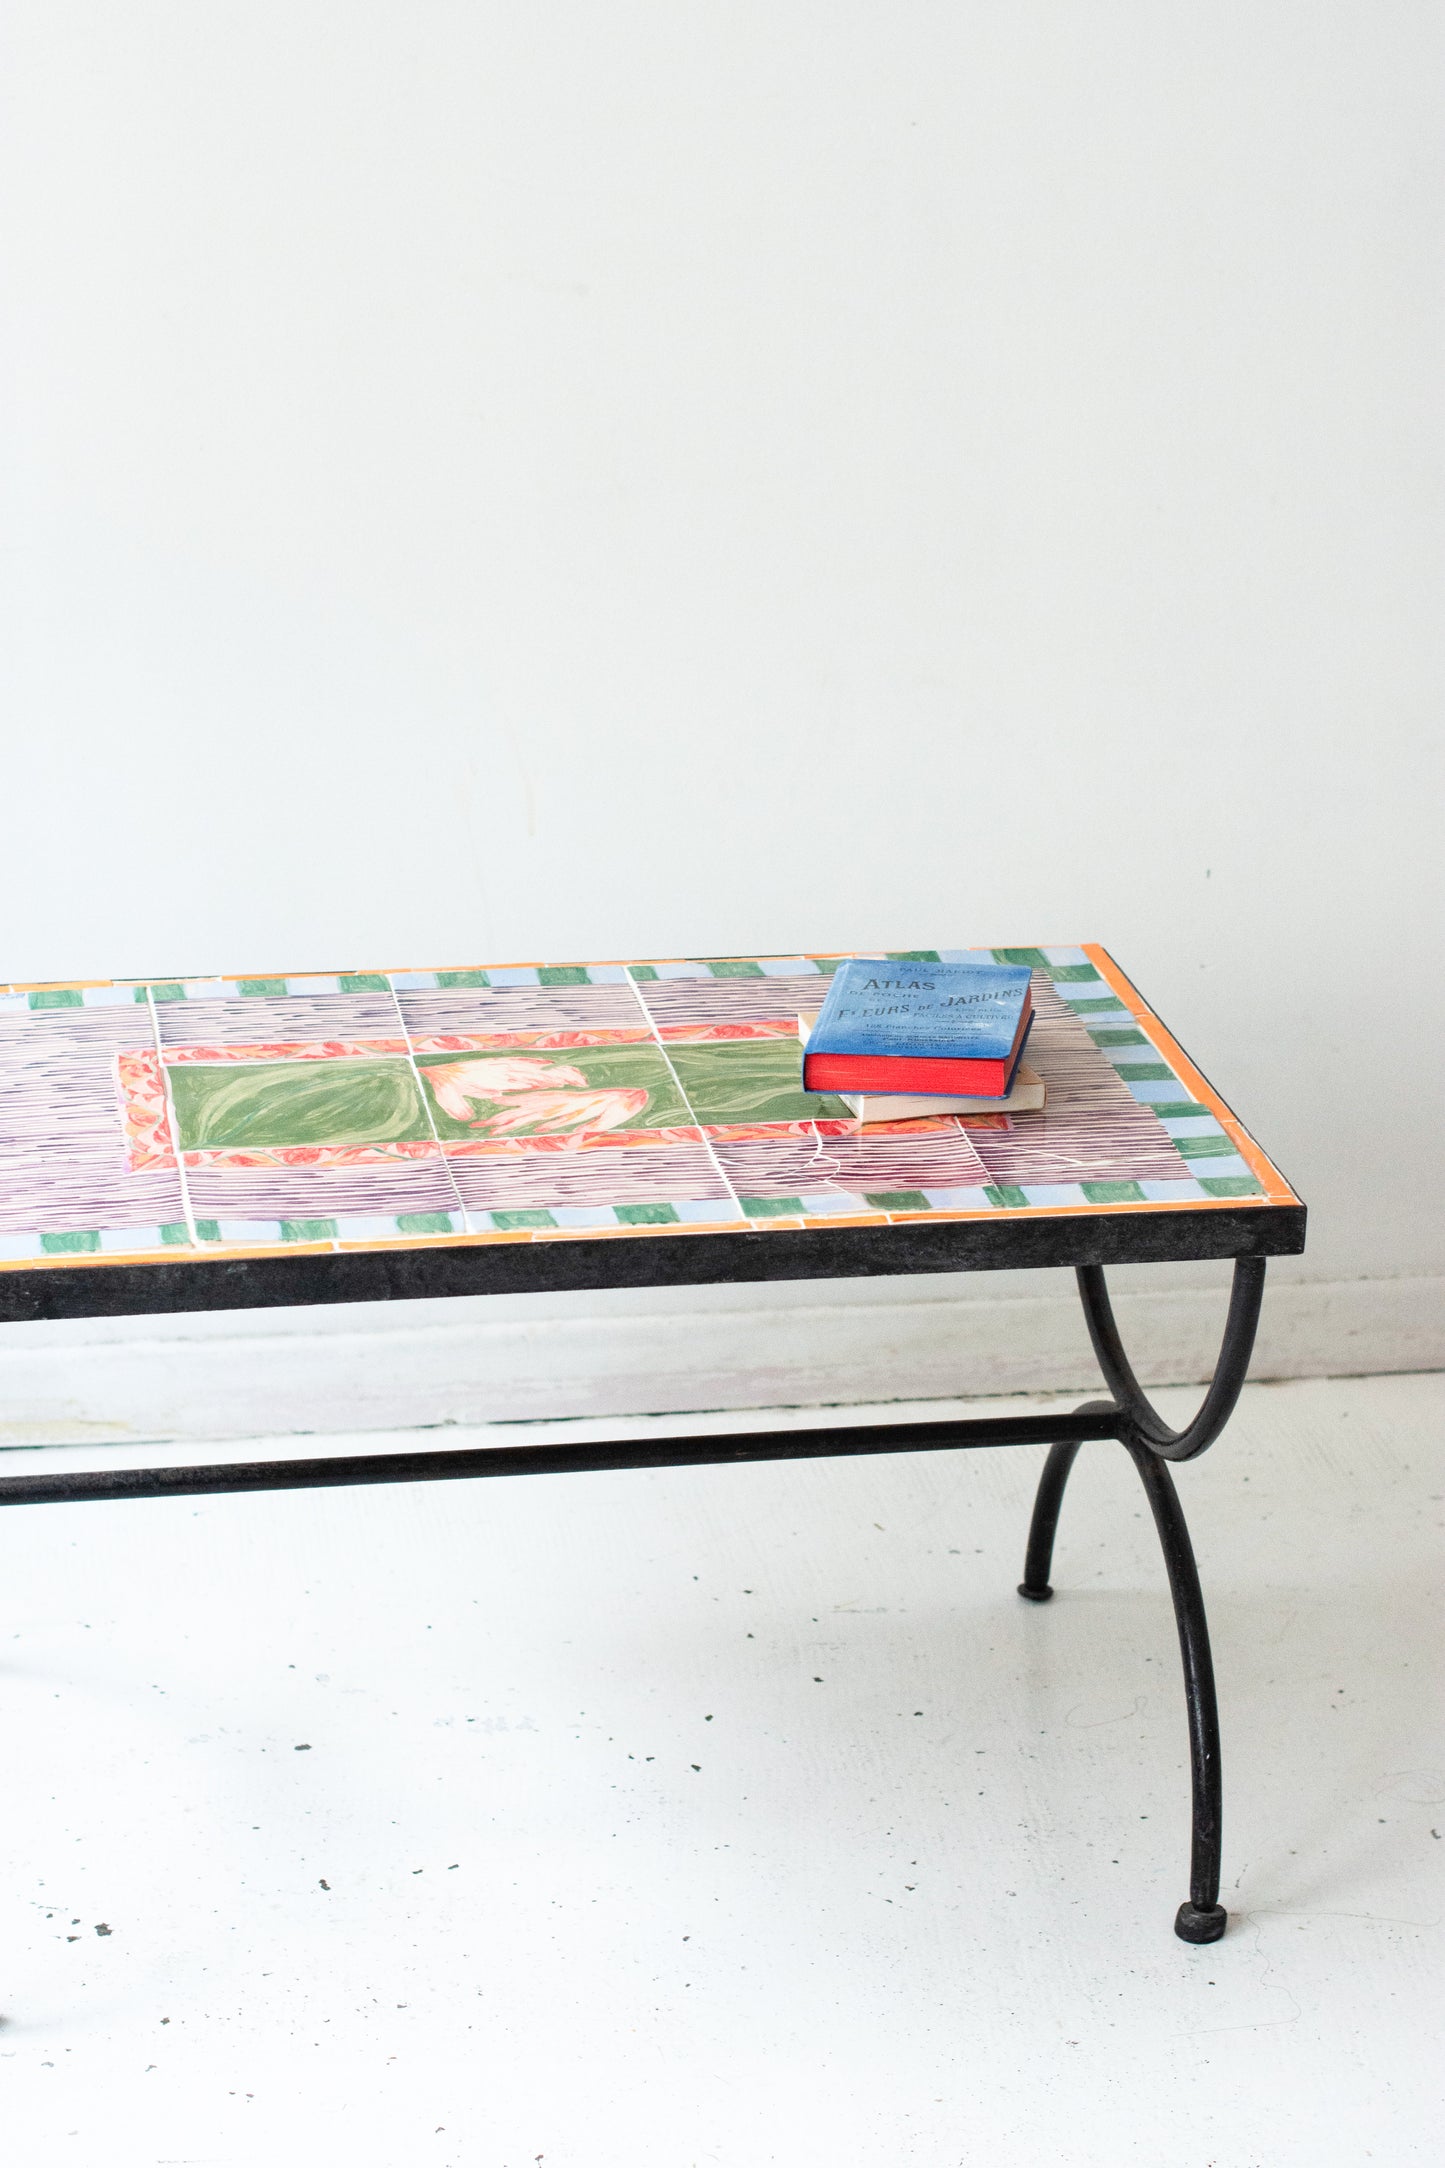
[0,1201,1306,1322]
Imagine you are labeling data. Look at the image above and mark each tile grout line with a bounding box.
[144,988,201,1247]
[622,969,747,1224]
[385,977,473,1233]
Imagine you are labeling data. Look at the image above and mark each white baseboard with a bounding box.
[0,1272,1439,1449]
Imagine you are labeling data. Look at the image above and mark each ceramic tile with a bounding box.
[715,1122,992,1206]
[632,969,834,1036]
[394,980,644,1041]
[665,1039,851,1129]
[0,1005,189,1242]
[444,1140,732,1219]
[0,950,1297,1270]
[153,987,405,1048]
[418,1041,690,1142]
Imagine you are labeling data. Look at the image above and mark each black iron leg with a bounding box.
[1018,1428,1227,1942]
[1123,1439,1226,1942]
[1017,1437,1085,1600]
[1015,1259,1265,1944]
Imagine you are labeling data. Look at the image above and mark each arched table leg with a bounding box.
[1016,1258,1266,1944]
[1017,1436,1088,1602]
[1124,1439,1226,1941]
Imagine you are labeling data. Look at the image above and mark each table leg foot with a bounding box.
[1175,1901,1228,1944]
[1017,1435,1089,1601]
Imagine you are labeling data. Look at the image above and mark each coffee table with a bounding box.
[0,944,1304,1942]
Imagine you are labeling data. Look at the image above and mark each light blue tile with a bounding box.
[671,1198,745,1221]
[214,1220,285,1244]
[921,1187,994,1210]
[0,1233,43,1257]
[332,1216,406,1242]
[585,964,630,983]
[797,1191,869,1215]
[487,967,541,987]
[1161,1116,1224,1138]
[547,1206,620,1228]
[760,957,817,977]
[651,961,712,979]
[936,948,992,964]
[389,971,438,991]
[1189,1152,1251,1181]
[1127,1079,1188,1102]
[1103,1041,1168,1067]
[98,1227,172,1252]
[80,985,139,1008]
[181,978,229,1000]
[289,976,341,997]
[1139,1178,1208,1202]
[1042,946,1090,966]
[1019,1183,1088,1208]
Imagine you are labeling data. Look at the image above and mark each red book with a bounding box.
[802,986,1034,1099]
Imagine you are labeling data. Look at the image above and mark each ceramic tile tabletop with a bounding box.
[0,946,1299,1270]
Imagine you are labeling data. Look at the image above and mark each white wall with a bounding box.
[1,5,1441,1429]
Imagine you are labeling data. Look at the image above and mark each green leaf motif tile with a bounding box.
[487,1209,556,1230]
[341,974,390,993]
[29,989,83,1009]
[169,1060,431,1150]
[397,1212,457,1234]
[281,1219,338,1242]
[741,1196,804,1217]
[417,1044,688,1139]
[538,965,590,985]
[863,1191,931,1211]
[706,959,765,978]
[237,979,289,998]
[40,1228,100,1252]
[435,970,490,989]
[1082,1180,1145,1204]
[666,1040,850,1127]
[614,1202,680,1225]
[992,948,1049,967]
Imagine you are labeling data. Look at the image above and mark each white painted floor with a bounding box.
[1,1373,1442,2167]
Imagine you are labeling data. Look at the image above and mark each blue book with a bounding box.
[802,959,1034,1098]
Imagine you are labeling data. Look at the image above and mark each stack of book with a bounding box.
[800,958,1044,1124]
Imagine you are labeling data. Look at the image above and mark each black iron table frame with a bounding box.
[0,1217,1288,1946]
